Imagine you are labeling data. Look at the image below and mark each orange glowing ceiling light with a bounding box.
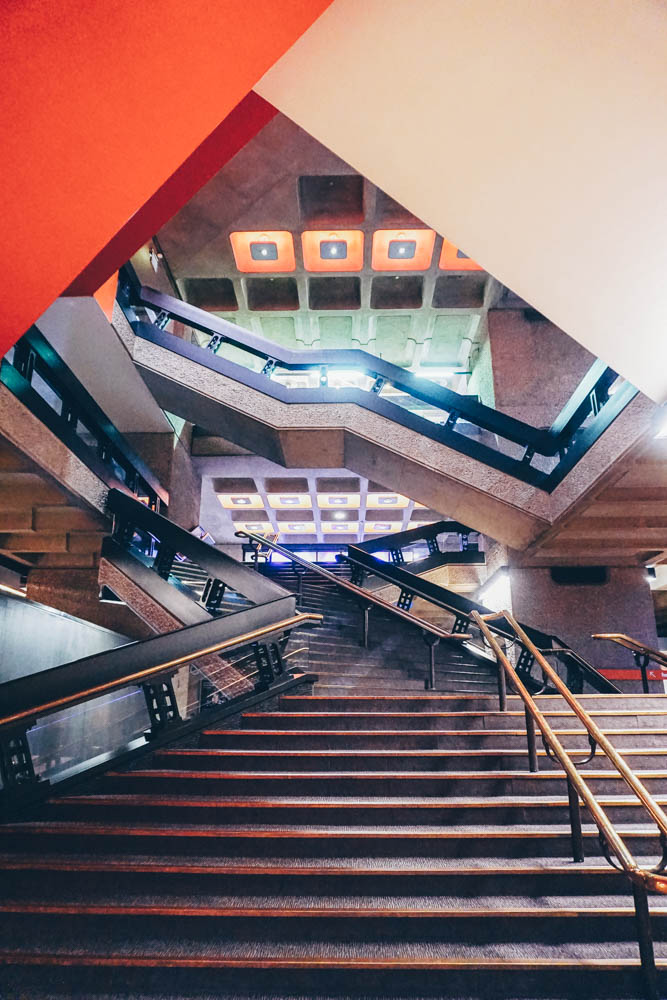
[301,230,364,272]
[371,229,436,271]
[230,231,296,272]
[439,238,483,271]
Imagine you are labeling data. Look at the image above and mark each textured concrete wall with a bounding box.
[509,566,659,672]
[488,310,595,427]
[126,425,202,530]
[26,569,152,639]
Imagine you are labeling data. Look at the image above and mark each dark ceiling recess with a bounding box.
[182,278,238,311]
[365,508,404,522]
[371,275,423,310]
[374,190,423,226]
[316,477,361,493]
[550,566,608,586]
[212,477,257,493]
[265,477,309,494]
[298,174,365,225]
[276,509,314,522]
[432,274,486,309]
[308,276,361,310]
[246,277,300,311]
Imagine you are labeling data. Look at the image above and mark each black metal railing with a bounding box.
[344,523,618,695]
[235,528,472,690]
[593,634,667,693]
[2,326,168,513]
[120,275,638,491]
[107,489,291,617]
[356,518,484,567]
[0,594,320,812]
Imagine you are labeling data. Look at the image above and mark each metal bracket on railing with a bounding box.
[452,615,470,635]
[422,632,440,691]
[202,577,226,614]
[651,830,667,875]
[389,547,404,566]
[426,536,440,556]
[155,310,170,330]
[261,358,277,377]
[443,410,459,432]
[371,376,385,394]
[397,588,415,611]
[350,563,366,587]
[153,543,177,581]
[142,678,182,736]
[252,642,278,689]
[521,446,535,466]
[206,333,226,353]
[543,731,597,767]
[0,729,38,790]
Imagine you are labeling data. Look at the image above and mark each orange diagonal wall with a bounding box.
[0,0,332,355]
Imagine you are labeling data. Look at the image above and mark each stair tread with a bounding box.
[109,768,667,780]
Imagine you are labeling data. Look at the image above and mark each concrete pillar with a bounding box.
[486,310,595,426]
[125,425,202,530]
[508,566,660,684]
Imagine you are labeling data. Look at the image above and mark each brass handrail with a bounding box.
[0,612,323,732]
[235,530,471,644]
[593,633,667,670]
[473,609,667,893]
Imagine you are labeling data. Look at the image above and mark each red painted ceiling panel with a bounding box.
[0,0,333,353]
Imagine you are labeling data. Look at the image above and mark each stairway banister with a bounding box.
[345,542,618,693]
[134,284,558,454]
[0,605,318,733]
[476,609,667,894]
[593,634,667,670]
[234,529,470,645]
[108,489,290,606]
[4,326,169,508]
[355,519,470,554]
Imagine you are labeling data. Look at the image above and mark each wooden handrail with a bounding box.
[475,610,667,893]
[0,612,322,732]
[235,530,471,645]
[593,633,667,670]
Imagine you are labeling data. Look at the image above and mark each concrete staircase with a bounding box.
[1,598,667,997]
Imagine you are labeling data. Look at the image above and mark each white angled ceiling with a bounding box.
[257,0,667,402]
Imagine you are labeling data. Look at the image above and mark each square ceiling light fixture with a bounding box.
[280,522,316,534]
[234,521,273,534]
[317,494,361,509]
[366,492,410,508]
[302,231,364,272]
[439,238,483,271]
[364,521,401,534]
[230,231,296,273]
[267,494,312,509]
[323,521,359,533]
[372,230,435,271]
[216,493,264,509]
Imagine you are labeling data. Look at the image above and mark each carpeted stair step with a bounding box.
[1,822,664,859]
[100,768,667,798]
[154,746,667,772]
[39,792,667,826]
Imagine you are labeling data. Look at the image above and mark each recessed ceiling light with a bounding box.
[374,523,391,531]
[320,240,348,260]
[250,241,278,261]
[388,239,416,260]
[231,497,252,505]
[333,511,346,520]
[329,496,347,505]
[279,496,300,505]
[377,496,398,505]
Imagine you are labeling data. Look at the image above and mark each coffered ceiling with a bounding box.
[131,113,529,378]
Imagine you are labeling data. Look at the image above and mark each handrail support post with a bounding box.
[423,633,440,691]
[566,776,585,863]
[633,879,658,1000]
[634,651,651,694]
[497,659,507,712]
[525,707,538,772]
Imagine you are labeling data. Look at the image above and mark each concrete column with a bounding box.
[486,310,595,426]
[508,566,660,681]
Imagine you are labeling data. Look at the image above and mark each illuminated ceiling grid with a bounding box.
[132,114,532,377]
